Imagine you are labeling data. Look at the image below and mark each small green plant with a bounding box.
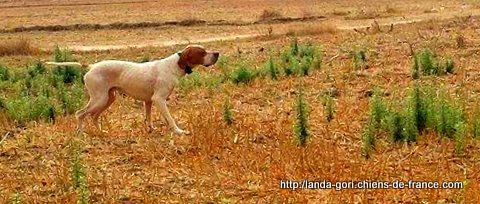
[290,37,299,56]
[412,55,420,79]
[445,58,454,74]
[53,46,74,63]
[454,122,465,155]
[230,63,255,84]
[217,56,231,81]
[52,66,83,85]
[417,49,439,75]
[435,96,464,138]
[298,57,311,76]
[352,49,367,70]
[57,80,85,115]
[0,97,5,110]
[472,112,480,138]
[409,84,428,133]
[388,112,404,142]
[0,64,10,81]
[222,99,234,125]
[361,124,376,158]
[265,57,278,80]
[369,90,388,128]
[70,138,90,204]
[27,61,46,78]
[294,87,310,146]
[403,111,419,143]
[284,56,298,76]
[323,94,335,122]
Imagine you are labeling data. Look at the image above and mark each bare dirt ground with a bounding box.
[2,0,480,203]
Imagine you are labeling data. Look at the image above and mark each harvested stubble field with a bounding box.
[1,0,480,203]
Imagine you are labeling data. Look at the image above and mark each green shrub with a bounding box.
[403,110,419,143]
[445,58,454,74]
[217,56,231,81]
[435,96,464,138]
[284,56,298,76]
[53,46,74,62]
[0,64,10,81]
[310,48,323,70]
[294,87,309,146]
[323,94,335,122]
[230,63,255,84]
[265,58,278,80]
[222,99,234,125]
[387,112,404,142]
[409,84,428,133]
[27,61,46,78]
[454,122,465,155]
[52,66,83,84]
[4,94,55,125]
[369,90,388,128]
[473,113,480,138]
[0,97,5,110]
[70,139,90,204]
[412,55,420,79]
[361,124,376,158]
[352,49,367,70]
[57,81,85,115]
[290,37,299,56]
[418,49,440,75]
[298,57,311,76]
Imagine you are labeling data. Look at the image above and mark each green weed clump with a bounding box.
[454,122,465,155]
[435,94,464,138]
[70,139,90,204]
[294,87,310,147]
[1,48,88,125]
[472,112,480,138]
[352,49,367,70]
[265,57,278,80]
[278,38,322,77]
[222,99,234,125]
[413,49,455,77]
[364,84,468,156]
[0,64,10,81]
[323,94,335,122]
[230,62,256,84]
[361,124,376,158]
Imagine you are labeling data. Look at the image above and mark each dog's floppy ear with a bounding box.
[177,46,206,74]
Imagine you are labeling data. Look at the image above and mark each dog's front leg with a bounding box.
[153,98,188,135]
[144,101,154,132]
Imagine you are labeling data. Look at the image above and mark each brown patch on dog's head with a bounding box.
[177,45,220,74]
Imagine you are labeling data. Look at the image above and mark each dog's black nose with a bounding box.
[213,52,220,58]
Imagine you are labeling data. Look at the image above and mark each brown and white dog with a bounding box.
[46,45,219,135]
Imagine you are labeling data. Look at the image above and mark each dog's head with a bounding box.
[177,45,219,74]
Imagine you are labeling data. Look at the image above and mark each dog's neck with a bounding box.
[160,53,187,78]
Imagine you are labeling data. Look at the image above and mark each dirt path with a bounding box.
[70,8,480,52]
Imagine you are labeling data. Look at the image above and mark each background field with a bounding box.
[1,0,480,203]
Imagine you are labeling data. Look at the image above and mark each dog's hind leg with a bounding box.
[76,75,110,132]
[91,89,116,131]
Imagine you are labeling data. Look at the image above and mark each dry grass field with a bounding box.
[2,0,480,203]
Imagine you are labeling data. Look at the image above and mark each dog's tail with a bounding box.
[45,62,84,67]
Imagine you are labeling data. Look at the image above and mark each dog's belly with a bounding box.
[107,63,157,101]
[115,80,155,101]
